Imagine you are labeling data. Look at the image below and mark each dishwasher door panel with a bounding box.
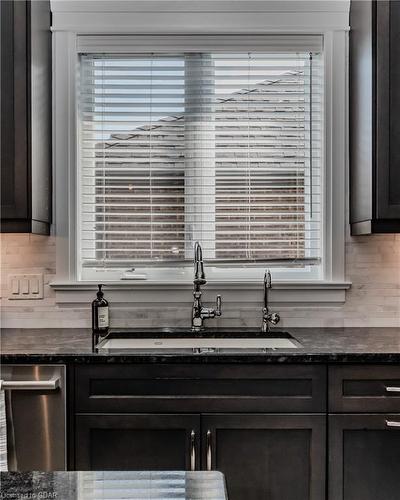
[1,365,66,471]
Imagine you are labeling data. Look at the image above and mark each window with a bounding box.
[77,36,324,282]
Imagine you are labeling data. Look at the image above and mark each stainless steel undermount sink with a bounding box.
[95,329,301,354]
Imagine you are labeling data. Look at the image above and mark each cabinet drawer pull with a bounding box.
[385,386,400,393]
[190,430,196,471]
[206,430,212,471]
[385,420,400,428]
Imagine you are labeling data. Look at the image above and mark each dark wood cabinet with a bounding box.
[74,411,326,499]
[72,364,327,497]
[329,414,400,500]
[350,0,400,234]
[75,414,201,471]
[202,414,325,500]
[70,362,400,499]
[0,0,51,234]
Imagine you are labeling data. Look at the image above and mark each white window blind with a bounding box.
[78,36,323,274]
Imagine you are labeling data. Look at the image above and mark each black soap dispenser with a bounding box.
[92,284,109,340]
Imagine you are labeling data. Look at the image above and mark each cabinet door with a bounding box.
[376,0,400,219]
[329,414,400,500]
[202,414,325,500]
[75,414,200,471]
[0,0,29,221]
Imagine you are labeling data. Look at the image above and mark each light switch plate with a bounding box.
[8,274,44,300]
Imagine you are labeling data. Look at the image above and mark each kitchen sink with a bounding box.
[95,329,301,354]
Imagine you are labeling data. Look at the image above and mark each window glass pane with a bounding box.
[78,44,323,273]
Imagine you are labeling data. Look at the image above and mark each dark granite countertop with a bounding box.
[1,327,400,363]
[0,471,227,499]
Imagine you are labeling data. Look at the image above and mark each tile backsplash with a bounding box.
[1,232,400,328]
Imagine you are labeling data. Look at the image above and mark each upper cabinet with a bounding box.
[0,0,51,234]
[350,0,400,235]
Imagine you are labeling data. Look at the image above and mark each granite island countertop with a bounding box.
[0,471,227,500]
[1,327,400,363]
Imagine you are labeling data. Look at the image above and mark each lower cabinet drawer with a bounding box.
[329,366,400,412]
[75,364,326,413]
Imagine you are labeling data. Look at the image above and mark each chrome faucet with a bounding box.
[261,269,280,333]
[192,242,222,331]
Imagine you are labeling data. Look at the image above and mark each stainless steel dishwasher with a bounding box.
[0,365,66,471]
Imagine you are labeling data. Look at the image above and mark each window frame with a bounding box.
[77,42,323,282]
[51,19,350,304]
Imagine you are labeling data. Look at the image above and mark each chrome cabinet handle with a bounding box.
[190,430,196,471]
[0,377,60,391]
[206,430,212,471]
[386,420,400,428]
[385,386,400,393]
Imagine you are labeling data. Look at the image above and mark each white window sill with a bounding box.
[50,280,351,305]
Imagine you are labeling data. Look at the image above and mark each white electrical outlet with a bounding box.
[8,274,44,300]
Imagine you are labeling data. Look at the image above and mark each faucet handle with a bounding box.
[215,295,222,317]
[268,312,280,325]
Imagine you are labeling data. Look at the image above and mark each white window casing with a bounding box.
[50,1,351,305]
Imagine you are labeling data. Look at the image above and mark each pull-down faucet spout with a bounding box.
[194,241,206,285]
[261,269,280,333]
